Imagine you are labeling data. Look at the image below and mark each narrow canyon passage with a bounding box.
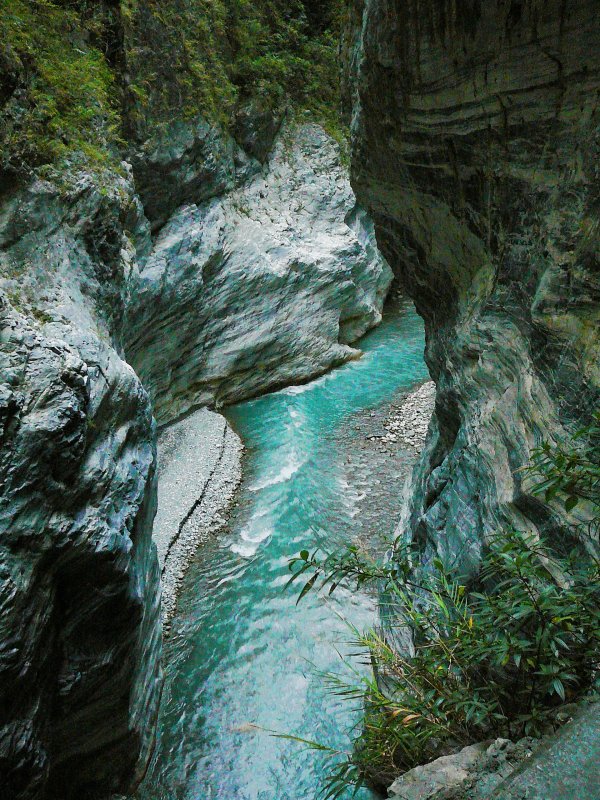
[136,302,429,800]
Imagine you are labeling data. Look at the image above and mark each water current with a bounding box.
[137,301,428,800]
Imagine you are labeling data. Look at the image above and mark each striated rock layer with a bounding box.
[126,124,392,425]
[347,0,600,573]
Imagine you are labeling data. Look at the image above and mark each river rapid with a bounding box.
[137,300,429,800]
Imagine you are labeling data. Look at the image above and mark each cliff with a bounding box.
[0,172,162,799]
[0,2,388,794]
[346,0,600,574]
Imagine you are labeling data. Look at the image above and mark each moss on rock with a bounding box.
[0,0,345,176]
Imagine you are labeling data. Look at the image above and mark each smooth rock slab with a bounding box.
[388,742,489,800]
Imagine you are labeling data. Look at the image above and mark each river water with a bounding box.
[137,301,428,800]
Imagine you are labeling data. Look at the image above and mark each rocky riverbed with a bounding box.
[154,352,435,631]
[154,409,243,628]
[336,378,436,553]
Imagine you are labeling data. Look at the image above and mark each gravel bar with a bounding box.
[154,408,243,628]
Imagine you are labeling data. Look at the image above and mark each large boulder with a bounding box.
[126,124,393,424]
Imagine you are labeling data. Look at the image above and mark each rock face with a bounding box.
[131,117,259,233]
[491,702,600,800]
[347,1,600,574]
[0,174,162,799]
[0,118,390,797]
[387,738,537,800]
[126,124,392,424]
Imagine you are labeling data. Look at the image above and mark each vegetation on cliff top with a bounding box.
[124,0,344,131]
[0,0,121,174]
[0,0,345,175]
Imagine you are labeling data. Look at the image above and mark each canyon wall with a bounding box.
[0,173,162,799]
[346,0,600,573]
[0,112,389,796]
[126,123,391,424]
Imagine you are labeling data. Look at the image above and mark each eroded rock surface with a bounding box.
[126,124,392,424]
[347,0,600,573]
[131,117,259,232]
[0,175,161,799]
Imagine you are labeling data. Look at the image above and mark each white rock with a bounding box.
[388,742,488,799]
[126,123,393,424]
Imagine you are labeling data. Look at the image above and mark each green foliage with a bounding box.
[123,0,346,138]
[0,0,346,172]
[286,412,600,797]
[0,0,121,173]
[527,410,600,521]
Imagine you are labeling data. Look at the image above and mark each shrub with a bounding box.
[122,0,347,141]
[286,412,600,798]
[0,0,121,173]
[0,0,347,174]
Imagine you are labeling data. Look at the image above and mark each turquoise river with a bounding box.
[137,301,429,800]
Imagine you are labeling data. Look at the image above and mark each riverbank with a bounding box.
[335,379,436,555]
[153,321,436,630]
[153,368,435,633]
[154,408,243,628]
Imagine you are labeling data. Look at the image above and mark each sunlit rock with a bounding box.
[126,124,393,424]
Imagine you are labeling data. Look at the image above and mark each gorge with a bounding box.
[1,1,599,799]
[136,301,429,800]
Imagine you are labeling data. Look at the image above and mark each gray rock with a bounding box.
[388,738,539,800]
[388,742,489,799]
[131,116,259,232]
[0,173,161,799]
[126,123,393,424]
[348,1,600,575]
[491,702,600,800]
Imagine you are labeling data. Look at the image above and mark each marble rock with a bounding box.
[126,123,393,424]
[0,173,161,799]
[346,0,600,576]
